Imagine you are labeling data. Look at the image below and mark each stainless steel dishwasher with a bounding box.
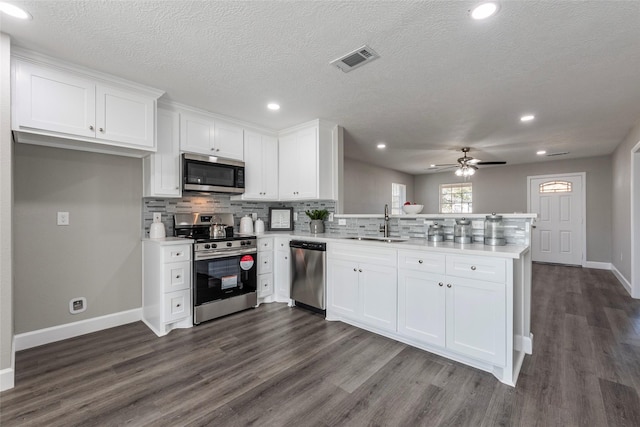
[290,240,326,314]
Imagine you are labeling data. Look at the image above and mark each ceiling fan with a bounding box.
[432,147,506,177]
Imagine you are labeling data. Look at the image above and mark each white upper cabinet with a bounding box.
[278,120,340,201]
[143,108,181,198]
[12,53,162,156]
[241,130,278,200]
[179,110,244,161]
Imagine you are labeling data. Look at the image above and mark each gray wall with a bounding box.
[612,119,640,284]
[1,33,13,374]
[415,156,613,263]
[343,157,415,214]
[13,144,143,333]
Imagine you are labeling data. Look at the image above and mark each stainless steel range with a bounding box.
[174,213,257,325]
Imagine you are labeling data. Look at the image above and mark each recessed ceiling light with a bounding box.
[0,2,32,19]
[536,150,547,155]
[267,103,280,111]
[471,2,499,20]
[520,114,535,122]
[377,143,386,149]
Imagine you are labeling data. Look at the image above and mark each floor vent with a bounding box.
[330,45,380,72]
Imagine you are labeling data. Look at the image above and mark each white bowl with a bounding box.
[402,204,424,214]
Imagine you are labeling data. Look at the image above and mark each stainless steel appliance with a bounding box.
[174,213,257,324]
[182,153,245,194]
[290,240,326,314]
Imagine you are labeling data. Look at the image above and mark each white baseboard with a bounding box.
[0,338,15,391]
[0,366,14,391]
[522,333,533,355]
[14,308,142,351]
[583,261,612,270]
[611,264,633,296]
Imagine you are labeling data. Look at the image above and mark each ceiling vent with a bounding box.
[330,45,380,72]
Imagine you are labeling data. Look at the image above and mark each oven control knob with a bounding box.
[227,242,232,247]
[245,241,252,246]
[204,244,210,249]
[240,241,246,246]
[212,243,217,249]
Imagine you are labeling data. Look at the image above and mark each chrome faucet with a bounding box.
[380,203,390,237]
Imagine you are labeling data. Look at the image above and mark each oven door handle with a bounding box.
[195,249,257,261]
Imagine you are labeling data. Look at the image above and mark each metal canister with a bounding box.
[484,213,506,246]
[454,218,472,243]
[428,222,445,242]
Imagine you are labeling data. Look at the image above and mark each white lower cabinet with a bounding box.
[274,238,291,302]
[397,250,507,366]
[327,244,397,333]
[142,240,193,337]
[257,237,274,300]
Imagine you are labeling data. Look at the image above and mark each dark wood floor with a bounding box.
[2,263,640,426]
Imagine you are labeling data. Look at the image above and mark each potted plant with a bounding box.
[305,209,329,234]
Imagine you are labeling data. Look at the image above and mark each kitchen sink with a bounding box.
[341,236,409,243]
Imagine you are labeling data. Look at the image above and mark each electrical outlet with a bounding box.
[57,212,69,226]
[329,213,334,222]
[339,219,346,226]
[153,212,162,222]
[69,297,87,314]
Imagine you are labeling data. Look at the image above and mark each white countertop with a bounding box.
[256,231,529,259]
[335,213,537,220]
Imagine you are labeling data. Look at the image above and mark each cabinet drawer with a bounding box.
[258,253,273,274]
[163,261,190,292]
[398,251,445,274]
[275,238,290,251]
[258,273,274,298]
[164,289,190,322]
[163,245,191,262]
[329,243,397,267]
[446,256,506,284]
[258,238,274,252]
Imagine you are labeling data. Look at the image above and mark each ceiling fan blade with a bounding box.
[432,163,458,167]
[476,161,507,165]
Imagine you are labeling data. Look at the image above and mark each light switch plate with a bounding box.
[338,219,347,226]
[328,213,334,222]
[293,212,298,221]
[57,212,69,226]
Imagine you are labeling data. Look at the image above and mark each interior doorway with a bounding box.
[527,173,586,266]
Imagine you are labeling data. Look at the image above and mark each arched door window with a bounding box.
[539,180,572,193]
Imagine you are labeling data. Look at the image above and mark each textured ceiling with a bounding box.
[2,1,640,174]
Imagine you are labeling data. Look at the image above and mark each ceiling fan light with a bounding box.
[467,168,475,176]
[455,168,464,177]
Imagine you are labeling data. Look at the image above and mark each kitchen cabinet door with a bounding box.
[327,258,360,321]
[278,127,318,200]
[180,111,215,154]
[243,131,278,199]
[96,84,155,148]
[275,248,291,301]
[13,60,96,138]
[143,108,181,197]
[445,277,506,366]
[398,270,446,347]
[214,120,244,160]
[360,263,397,332]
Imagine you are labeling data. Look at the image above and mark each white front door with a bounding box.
[528,174,584,265]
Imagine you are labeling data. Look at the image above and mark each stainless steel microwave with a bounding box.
[182,153,245,194]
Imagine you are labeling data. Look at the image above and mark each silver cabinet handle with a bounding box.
[353,268,357,272]
[439,282,444,287]
[471,266,476,271]
[176,275,181,279]
[89,125,94,131]
[175,253,181,257]
[418,260,423,264]
[99,128,104,132]
[211,147,215,151]
[176,303,181,308]
[447,284,452,288]
[359,269,363,273]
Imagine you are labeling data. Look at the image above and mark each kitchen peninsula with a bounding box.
[256,211,535,386]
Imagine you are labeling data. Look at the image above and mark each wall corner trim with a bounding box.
[611,263,633,296]
[14,308,142,351]
[0,366,14,391]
